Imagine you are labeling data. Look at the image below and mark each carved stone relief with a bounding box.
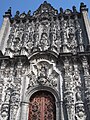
[65,26,77,53]
[0,59,27,120]
[63,57,87,120]
[63,57,75,120]
[39,33,49,51]
[75,103,86,120]
[27,60,59,89]
[5,10,83,57]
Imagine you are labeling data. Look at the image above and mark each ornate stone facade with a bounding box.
[0,1,90,120]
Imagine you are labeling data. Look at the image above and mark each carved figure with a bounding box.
[76,87,82,101]
[76,104,86,120]
[12,37,21,52]
[28,72,37,87]
[39,33,49,50]
[39,65,47,77]
[4,91,11,102]
[34,33,39,47]
[66,27,77,53]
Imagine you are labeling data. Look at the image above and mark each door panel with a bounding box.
[28,91,56,120]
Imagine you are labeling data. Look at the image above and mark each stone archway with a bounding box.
[28,91,56,120]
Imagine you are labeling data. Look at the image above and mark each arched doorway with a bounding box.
[28,91,56,120]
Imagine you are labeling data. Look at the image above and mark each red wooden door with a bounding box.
[28,91,56,120]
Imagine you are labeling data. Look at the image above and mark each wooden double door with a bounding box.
[28,91,56,120]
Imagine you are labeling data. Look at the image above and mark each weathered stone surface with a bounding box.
[0,1,90,120]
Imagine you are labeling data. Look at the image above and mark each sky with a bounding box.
[0,0,90,27]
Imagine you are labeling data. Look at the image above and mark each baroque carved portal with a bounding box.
[28,91,56,120]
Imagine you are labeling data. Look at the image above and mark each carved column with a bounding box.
[63,57,75,120]
[0,60,11,120]
[73,6,84,52]
[62,31,69,53]
[60,12,68,53]
[73,62,86,120]
[17,62,28,120]
[0,60,20,120]
[34,19,39,48]
[0,69,4,108]
[50,18,61,53]
[8,63,20,120]
[1,58,25,120]
[82,56,90,119]
[10,91,20,120]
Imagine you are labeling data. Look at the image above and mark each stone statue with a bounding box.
[4,91,11,102]
[39,33,49,50]
[76,88,82,101]
[39,65,47,77]
[76,104,86,120]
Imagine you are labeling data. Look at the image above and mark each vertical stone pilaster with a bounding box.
[0,8,11,53]
[73,6,85,52]
[73,61,86,120]
[18,72,29,120]
[80,3,90,46]
[63,57,75,120]
[82,56,90,119]
[19,102,29,120]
